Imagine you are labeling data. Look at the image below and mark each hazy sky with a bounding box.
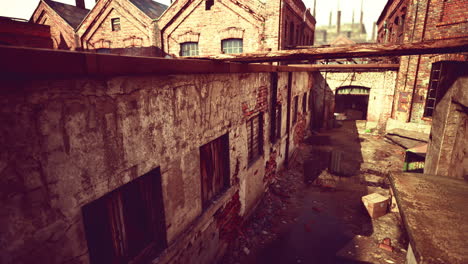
[0,0,387,38]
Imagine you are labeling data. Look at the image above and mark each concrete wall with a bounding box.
[0,47,326,264]
[321,71,397,131]
[425,75,468,179]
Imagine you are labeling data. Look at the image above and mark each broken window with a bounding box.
[222,38,243,54]
[82,168,167,264]
[180,42,199,56]
[293,96,298,123]
[205,0,214,10]
[111,18,120,31]
[200,134,230,209]
[247,113,263,164]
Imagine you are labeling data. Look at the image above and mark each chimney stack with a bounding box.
[313,0,316,18]
[76,0,85,9]
[329,11,332,26]
[360,0,364,25]
[337,10,341,34]
[352,9,355,25]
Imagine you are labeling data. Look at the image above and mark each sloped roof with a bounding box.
[44,0,89,29]
[130,0,168,19]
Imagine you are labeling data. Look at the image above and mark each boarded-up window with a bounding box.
[82,168,167,264]
[247,113,264,164]
[200,134,230,209]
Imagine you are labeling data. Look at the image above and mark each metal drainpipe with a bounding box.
[406,0,430,123]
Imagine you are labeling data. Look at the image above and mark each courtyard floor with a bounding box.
[219,120,409,264]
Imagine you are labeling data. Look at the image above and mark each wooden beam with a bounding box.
[286,64,400,71]
[196,38,468,63]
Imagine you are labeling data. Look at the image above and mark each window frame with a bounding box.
[199,134,230,209]
[111,18,121,31]
[247,113,264,165]
[180,42,199,56]
[82,168,167,264]
[221,38,243,54]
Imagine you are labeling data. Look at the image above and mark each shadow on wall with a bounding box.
[309,72,335,132]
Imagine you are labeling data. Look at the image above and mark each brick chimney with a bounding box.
[337,10,341,34]
[76,0,85,9]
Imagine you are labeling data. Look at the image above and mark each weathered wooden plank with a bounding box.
[197,38,468,62]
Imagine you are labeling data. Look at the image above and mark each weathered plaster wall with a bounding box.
[425,75,468,179]
[322,71,397,131]
[0,69,317,264]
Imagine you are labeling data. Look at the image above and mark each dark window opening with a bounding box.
[293,96,298,123]
[302,93,307,113]
[270,73,279,143]
[276,105,282,140]
[200,134,230,209]
[206,0,214,10]
[82,168,167,264]
[111,18,120,31]
[222,38,243,54]
[289,22,294,45]
[247,113,264,164]
[180,42,199,56]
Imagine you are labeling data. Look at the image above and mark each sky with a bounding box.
[0,0,387,39]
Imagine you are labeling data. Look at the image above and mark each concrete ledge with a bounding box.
[389,172,468,264]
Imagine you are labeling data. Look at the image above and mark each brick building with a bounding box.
[378,0,468,135]
[0,16,53,48]
[76,0,168,56]
[158,0,316,57]
[30,0,89,50]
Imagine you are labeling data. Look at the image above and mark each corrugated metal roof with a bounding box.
[44,0,89,29]
[129,0,168,19]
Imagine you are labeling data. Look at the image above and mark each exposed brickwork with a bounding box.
[263,149,277,184]
[293,112,306,145]
[159,0,315,56]
[30,1,79,50]
[377,0,468,131]
[76,0,158,55]
[214,191,242,241]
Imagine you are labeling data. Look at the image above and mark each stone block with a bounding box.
[362,193,390,219]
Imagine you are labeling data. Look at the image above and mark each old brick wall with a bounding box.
[77,0,156,53]
[322,71,397,131]
[389,0,467,132]
[425,75,468,179]
[31,1,78,50]
[159,0,315,56]
[0,49,322,264]
[161,0,266,56]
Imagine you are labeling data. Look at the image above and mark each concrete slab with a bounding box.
[389,172,468,264]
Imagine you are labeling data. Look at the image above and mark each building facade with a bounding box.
[76,0,168,56]
[30,0,89,50]
[379,0,468,134]
[158,0,315,57]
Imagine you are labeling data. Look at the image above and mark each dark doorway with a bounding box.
[335,86,370,120]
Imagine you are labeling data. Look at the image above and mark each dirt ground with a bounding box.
[218,120,409,264]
